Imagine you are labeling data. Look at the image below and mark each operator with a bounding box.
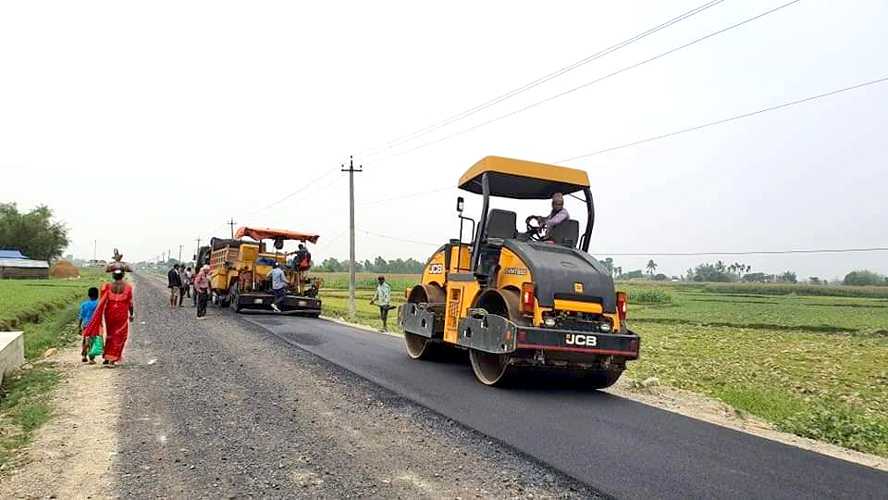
[531,192,569,240]
[292,243,312,272]
[268,261,288,313]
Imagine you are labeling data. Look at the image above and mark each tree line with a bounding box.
[316,256,425,274]
[599,256,888,286]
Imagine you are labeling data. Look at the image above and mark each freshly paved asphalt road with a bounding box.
[243,312,888,500]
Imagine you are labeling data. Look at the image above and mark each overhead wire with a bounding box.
[358,186,455,207]
[389,0,802,159]
[558,74,888,162]
[357,72,888,210]
[369,0,727,156]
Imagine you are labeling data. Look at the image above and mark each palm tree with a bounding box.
[646,259,657,277]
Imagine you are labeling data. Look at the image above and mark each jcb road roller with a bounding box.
[398,156,640,387]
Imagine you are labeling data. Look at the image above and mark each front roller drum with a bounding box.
[404,333,436,360]
[469,350,515,386]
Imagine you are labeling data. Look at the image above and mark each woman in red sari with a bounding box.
[83,267,134,366]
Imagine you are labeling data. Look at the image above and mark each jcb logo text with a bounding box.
[565,334,597,347]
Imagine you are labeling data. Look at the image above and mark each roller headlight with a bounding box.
[599,322,612,333]
[543,317,556,327]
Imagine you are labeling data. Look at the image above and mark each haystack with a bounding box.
[50,260,80,278]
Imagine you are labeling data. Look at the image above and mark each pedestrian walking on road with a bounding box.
[78,287,100,364]
[167,264,182,308]
[194,265,211,318]
[268,262,288,313]
[177,266,189,307]
[183,266,194,302]
[82,268,134,367]
[369,275,393,332]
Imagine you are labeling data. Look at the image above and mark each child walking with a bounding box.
[79,287,100,363]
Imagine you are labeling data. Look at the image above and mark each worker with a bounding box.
[530,192,569,240]
[369,275,393,332]
[167,264,182,308]
[293,243,311,272]
[268,261,288,313]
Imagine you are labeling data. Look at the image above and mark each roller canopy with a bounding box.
[234,226,320,244]
[458,156,590,199]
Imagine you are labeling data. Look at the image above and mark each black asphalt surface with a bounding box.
[243,312,888,500]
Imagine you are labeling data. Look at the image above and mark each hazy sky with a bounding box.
[1,0,886,280]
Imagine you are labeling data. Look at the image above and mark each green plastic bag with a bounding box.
[88,335,104,358]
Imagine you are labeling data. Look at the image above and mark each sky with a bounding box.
[1,0,886,281]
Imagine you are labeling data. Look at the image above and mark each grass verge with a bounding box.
[626,321,888,457]
[0,303,85,470]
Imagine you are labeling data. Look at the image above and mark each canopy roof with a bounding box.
[234,226,320,244]
[458,156,590,200]
[0,249,26,259]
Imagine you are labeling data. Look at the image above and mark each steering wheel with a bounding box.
[524,216,545,241]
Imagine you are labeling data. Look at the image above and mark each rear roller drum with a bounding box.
[469,349,515,386]
[581,368,624,390]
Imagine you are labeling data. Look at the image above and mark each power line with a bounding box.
[359,229,440,247]
[558,74,888,162]
[391,0,802,159]
[600,247,888,257]
[249,168,338,215]
[359,227,888,256]
[357,74,888,210]
[371,0,726,155]
[358,186,454,207]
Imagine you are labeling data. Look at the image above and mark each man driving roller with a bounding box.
[532,192,569,240]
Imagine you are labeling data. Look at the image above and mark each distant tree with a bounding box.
[646,259,657,277]
[0,203,69,261]
[318,257,344,272]
[692,262,735,282]
[808,277,821,285]
[777,271,798,284]
[843,270,886,286]
[686,268,695,281]
[653,273,669,281]
[601,257,615,277]
[614,266,623,279]
[623,269,644,279]
[742,272,773,283]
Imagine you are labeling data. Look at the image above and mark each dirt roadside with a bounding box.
[0,347,121,499]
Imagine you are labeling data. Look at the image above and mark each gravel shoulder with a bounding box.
[110,273,600,498]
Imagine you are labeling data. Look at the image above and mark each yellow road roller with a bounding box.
[398,156,639,387]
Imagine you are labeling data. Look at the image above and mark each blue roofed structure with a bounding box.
[0,249,49,279]
[0,249,27,259]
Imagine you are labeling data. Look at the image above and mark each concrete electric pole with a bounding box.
[178,244,183,264]
[227,218,237,239]
[341,155,362,319]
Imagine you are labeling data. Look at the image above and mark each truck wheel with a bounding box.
[582,368,624,390]
[469,349,514,386]
[229,283,241,312]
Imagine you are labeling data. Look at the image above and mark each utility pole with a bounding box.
[178,244,183,264]
[195,238,201,264]
[93,240,97,261]
[227,218,237,238]
[341,155,362,319]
